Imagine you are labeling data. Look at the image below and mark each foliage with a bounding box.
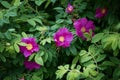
[0,0,120,80]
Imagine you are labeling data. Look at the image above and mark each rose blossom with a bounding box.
[54,27,73,47]
[73,18,95,39]
[19,37,39,57]
[95,8,107,18]
[65,3,74,14]
[24,59,40,70]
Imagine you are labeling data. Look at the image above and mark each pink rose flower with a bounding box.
[54,28,73,47]
[20,37,39,57]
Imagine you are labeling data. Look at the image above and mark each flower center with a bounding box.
[26,43,33,50]
[81,27,86,33]
[59,36,65,42]
[68,7,73,12]
[101,9,106,14]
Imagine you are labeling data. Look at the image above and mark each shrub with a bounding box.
[0,0,120,80]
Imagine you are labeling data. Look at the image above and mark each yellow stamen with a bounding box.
[101,9,106,14]
[81,27,86,33]
[26,44,33,50]
[59,36,65,42]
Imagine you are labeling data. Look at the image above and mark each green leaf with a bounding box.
[84,11,94,19]
[96,54,106,62]
[42,52,48,62]
[71,64,76,70]
[69,45,77,55]
[101,34,119,50]
[113,67,120,79]
[88,45,96,54]
[14,0,20,6]
[76,65,81,70]
[118,39,120,49]
[79,50,87,56]
[72,56,79,65]
[28,53,35,61]
[95,73,104,80]
[115,22,120,30]
[4,32,11,39]
[32,75,41,80]
[112,40,118,50]
[54,7,63,10]
[79,2,87,12]
[51,0,56,3]
[67,70,80,80]
[17,42,26,46]
[35,0,46,6]
[0,44,5,52]
[56,19,64,24]
[80,54,92,63]
[21,32,28,38]
[113,49,119,56]
[33,18,43,25]
[35,53,44,65]
[1,1,11,8]
[5,11,17,17]
[27,19,36,27]
[38,51,44,56]
[40,37,53,45]
[0,32,4,38]
[47,51,52,62]
[84,64,96,73]
[89,70,98,76]
[36,26,48,32]
[84,32,91,41]
[92,33,104,43]
[110,57,119,65]
[101,61,115,66]
[45,0,51,9]
[3,76,12,80]
[14,43,20,53]
[56,65,69,79]
[88,64,96,69]
[0,54,6,62]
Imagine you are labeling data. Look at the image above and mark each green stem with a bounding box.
[89,52,99,72]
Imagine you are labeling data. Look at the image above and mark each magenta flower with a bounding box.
[65,3,74,13]
[95,8,107,18]
[20,37,39,57]
[24,59,40,70]
[73,18,95,39]
[54,27,73,48]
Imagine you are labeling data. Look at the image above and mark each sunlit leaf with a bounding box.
[35,53,44,65]
[14,43,20,53]
[27,19,36,27]
[17,42,26,46]
[92,33,104,43]
[35,0,46,6]
[21,32,28,38]
[56,65,69,79]
[67,70,80,80]
[14,0,20,6]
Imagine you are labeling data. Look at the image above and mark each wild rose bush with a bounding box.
[0,0,120,80]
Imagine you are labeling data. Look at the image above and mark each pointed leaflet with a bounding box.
[14,43,20,53]
[92,33,104,43]
[27,19,36,27]
[56,65,69,79]
[35,53,44,66]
